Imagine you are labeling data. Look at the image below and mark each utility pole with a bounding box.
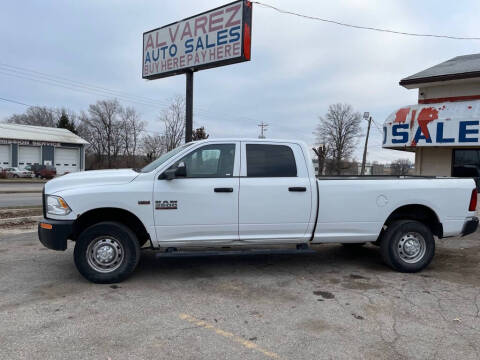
[360,112,372,176]
[258,122,268,139]
[185,70,194,143]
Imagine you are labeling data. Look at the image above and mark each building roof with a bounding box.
[400,53,480,87]
[0,123,88,144]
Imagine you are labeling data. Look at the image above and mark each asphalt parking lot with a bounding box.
[0,230,479,360]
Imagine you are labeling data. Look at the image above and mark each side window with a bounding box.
[178,144,235,178]
[246,144,297,177]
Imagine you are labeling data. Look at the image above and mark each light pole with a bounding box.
[360,112,372,176]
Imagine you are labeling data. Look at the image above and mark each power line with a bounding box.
[252,1,480,40]
[0,96,31,107]
[0,63,264,125]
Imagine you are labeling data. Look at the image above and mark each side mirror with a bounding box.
[175,162,187,177]
[160,162,187,180]
[162,168,177,180]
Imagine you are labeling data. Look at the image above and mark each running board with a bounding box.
[154,246,316,258]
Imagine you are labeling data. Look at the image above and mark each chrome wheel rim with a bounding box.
[397,232,426,263]
[86,237,124,273]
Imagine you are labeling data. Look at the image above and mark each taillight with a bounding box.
[469,188,477,211]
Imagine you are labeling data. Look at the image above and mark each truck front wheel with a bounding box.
[380,220,435,272]
[74,221,141,283]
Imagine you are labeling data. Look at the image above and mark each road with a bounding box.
[0,193,42,207]
[1,230,479,359]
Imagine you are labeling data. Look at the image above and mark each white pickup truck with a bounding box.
[38,139,478,283]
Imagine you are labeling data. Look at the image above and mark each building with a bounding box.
[0,123,88,174]
[383,53,480,182]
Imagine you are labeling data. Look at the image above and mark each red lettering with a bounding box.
[217,45,224,60]
[194,16,208,36]
[233,42,240,56]
[225,44,231,57]
[167,58,172,70]
[145,34,154,50]
[168,24,180,43]
[209,48,216,61]
[161,61,167,71]
[180,21,193,40]
[201,50,207,62]
[194,53,200,64]
[179,55,185,67]
[209,10,224,32]
[155,32,166,48]
[225,4,241,27]
[187,53,193,64]
[173,57,179,68]
[394,107,410,123]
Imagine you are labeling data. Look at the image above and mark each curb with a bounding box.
[0,215,42,226]
[0,191,42,194]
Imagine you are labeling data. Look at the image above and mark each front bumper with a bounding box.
[38,218,74,251]
[461,216,479,237]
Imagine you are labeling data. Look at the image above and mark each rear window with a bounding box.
[246,144,297,177]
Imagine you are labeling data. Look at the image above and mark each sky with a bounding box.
[1,0,480,163]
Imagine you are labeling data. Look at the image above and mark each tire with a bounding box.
[341,242,366,248]
[13,174,19,178]
[380,220,435,273]
[74,221,141,283]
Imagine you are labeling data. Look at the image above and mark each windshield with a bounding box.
[140,143,194,173]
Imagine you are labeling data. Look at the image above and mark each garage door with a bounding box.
[18,146,41,170]
[55,147,79,175]
[0,145,10,168]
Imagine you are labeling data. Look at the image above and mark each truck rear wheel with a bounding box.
[74,221,140,283]
[380,220,435,272]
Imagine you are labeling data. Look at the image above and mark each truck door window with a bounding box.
[246,144,297,177]
[179,144,235,178]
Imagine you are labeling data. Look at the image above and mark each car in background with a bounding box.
[25,165,57,179]
[4,167,34,178]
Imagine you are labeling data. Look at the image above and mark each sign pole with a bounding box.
[185,70,194,143]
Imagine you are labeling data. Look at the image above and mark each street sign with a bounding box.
[143,0,252,80]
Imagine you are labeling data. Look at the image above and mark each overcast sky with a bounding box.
[1,0,479,163]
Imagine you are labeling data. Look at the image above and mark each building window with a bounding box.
[452,149,480,190]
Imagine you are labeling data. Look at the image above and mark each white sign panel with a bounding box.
[383,101,480,148]
[143,0,252,79]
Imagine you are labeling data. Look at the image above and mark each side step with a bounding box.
[155,244,315,258]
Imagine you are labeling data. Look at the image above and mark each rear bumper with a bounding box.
[38,218,74,251]
[461,216,479,237]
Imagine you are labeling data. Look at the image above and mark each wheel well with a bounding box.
[383,204,443,238]
[72,208,150,244]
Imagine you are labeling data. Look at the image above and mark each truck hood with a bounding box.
[45,169,140,194]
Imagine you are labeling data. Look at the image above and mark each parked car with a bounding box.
[38,138,478,283]
[4,167,34,178]
[25,164,57,179]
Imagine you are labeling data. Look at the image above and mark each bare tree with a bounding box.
[5,106,60,127]
[80,99,123,168]
[161,95,185,151]
[142,134,166,161]
[312,143,330,177]
[192,126,209,141]
[390,159,412,175]
[315,103,362,175]
[120,107,145,166]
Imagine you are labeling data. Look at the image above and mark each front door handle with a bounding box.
[289,187,307,192]
[214,187,234,193]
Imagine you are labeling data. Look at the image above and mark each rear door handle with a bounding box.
[214,187,234,193]
[289,187,307,192]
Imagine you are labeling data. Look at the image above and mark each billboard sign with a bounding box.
[383,101,480,148]
[143,0,252,80]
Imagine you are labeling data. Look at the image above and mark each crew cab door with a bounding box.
[154,142,240,243]
[239,142,313,242]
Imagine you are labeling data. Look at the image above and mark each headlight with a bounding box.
[47,195,72,215]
